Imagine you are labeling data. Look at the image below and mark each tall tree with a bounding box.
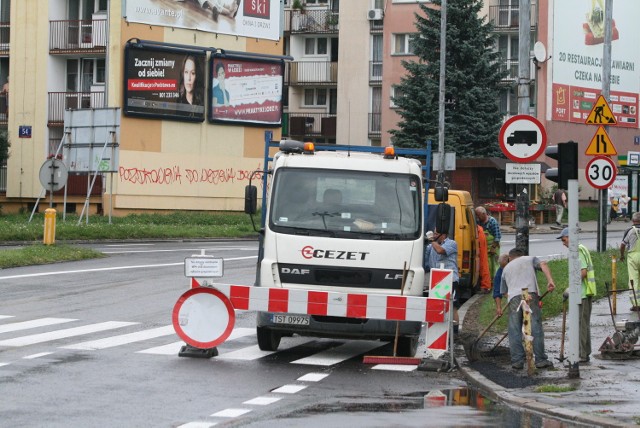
[391,0,507,158]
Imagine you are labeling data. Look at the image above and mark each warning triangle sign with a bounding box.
[585,126,617,156]
[585,95,617,125]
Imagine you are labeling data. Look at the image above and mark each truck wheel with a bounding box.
[257,326,281,351]
[396,336,418,357]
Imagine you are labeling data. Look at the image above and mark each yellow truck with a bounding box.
[427,189,480,300]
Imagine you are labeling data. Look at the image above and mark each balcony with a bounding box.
[369,19,383,34]
[283,112,337,139]
[488,4,537,31]
[0,163,6,193]
[499,58,536,82]
[368,113,381,137]
[369,61,382,85]
[287,61,338,86]
[49,18,107,54]
[48,91,106,126]
[0,21,9,56]
[284,9,339,34]
[0,93,7,127]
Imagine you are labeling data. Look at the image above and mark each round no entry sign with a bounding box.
[172,287,235,349]
[498,115,547,163]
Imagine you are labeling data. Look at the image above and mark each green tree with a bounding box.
[391,0,507,158]
[0,129,8,165]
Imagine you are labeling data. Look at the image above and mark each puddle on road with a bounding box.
[280,387,591,428]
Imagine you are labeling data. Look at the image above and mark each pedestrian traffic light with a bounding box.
[545,141,578,189]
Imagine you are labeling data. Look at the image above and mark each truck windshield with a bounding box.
[269,168,421,240]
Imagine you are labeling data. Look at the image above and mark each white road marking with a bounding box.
[0,256,257,280]
[0,318,77,334]
[23,352,55,359]
[0,321,137,347]
[210,408,252,417]
[216,345,275,361]
[271,384,307,394]
[0,315,15,320]
[0,362,10,367]
[291,340,385,366]
[136,341,183,356]
[297,372,329,382]
[137,327,255,355]
[62,325,176,350]
[242,396,282,406]
[177,422,217,428]
[372,364,417,372]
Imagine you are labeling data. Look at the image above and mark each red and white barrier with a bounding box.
[180,277,452,359]
[423,269,454,359]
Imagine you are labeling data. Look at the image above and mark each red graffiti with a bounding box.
[119,163,264,187]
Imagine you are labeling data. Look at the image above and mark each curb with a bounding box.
[455,295,632,428]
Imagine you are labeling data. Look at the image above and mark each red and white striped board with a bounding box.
[423,268,453,359]
[190,279,447,323]
[186,279,452,358]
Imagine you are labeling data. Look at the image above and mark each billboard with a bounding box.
[124,43,206,122]
[551,0,640,128]
[124,0,281,41]
[209,55,283,126]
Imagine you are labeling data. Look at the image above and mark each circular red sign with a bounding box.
[585,156,617,190]
[172,287,235,349]
[498,115,548,163]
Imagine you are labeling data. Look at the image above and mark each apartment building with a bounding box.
[1,0,284,215]
[1,0,638,214]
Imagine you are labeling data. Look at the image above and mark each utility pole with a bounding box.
[437,0,447,185]
[515,0,531,255]
[597,0,613,252]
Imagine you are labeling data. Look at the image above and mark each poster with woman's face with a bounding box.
[208,55,283,126]
[124,44,206,122]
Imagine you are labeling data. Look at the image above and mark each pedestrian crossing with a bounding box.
[0,314,411,370]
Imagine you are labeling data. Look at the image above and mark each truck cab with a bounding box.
[249,141,430,356]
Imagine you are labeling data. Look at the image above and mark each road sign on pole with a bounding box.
[585,156,617,189]
[498,115,547,163]
[585,126,617,156]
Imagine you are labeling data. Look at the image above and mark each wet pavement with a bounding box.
[457,219,640,428]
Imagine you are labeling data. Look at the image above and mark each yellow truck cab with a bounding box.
[427,189,479,300]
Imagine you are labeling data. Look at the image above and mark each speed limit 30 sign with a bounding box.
[586,156,617,189]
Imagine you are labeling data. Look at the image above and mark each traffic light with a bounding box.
[545,141,578,189]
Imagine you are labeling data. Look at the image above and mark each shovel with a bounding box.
[466,301,507,362]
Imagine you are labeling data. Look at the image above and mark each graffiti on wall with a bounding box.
[119,164,264,186]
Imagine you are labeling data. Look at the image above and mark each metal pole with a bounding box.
[515,0,531,255]
[567,178,580,378]
[437,0,447,183]
[597,0,613,252]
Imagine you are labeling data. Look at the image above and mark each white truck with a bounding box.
[245,140,439,357]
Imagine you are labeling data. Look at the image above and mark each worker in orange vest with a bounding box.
[477,224,491,292]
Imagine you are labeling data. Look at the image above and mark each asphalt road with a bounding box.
[1,240,494,427]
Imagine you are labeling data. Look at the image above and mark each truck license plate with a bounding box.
[272,314,310,325]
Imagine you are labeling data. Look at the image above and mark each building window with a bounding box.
[390,86,404,108]
[305,37,328,56]
[304,88,328,106]
[306,0,329,4]
[393,34,416,55]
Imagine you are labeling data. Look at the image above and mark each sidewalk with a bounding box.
[457,278,640,427]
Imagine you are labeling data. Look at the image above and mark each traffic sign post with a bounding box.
[499,115,548,163]
[586,156,617,190]
[585,126,617,156]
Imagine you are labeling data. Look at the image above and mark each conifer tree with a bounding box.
[391,0,507,158]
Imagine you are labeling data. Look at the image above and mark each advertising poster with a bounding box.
[124,43,206,122]
[124,0,280,42]
[209,55,283,126]
[552,0,640,128]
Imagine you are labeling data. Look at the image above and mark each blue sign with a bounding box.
[18,126,32,138]
[634,135,640,145]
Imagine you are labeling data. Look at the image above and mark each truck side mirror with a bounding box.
[436,203,452,235]
[244,185,257,214]
[434,185,448,202]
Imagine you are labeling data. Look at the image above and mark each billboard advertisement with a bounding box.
[124,43,206,122]
[124,0,280,42]
[209,55,283,126]
[551,0,640,128]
